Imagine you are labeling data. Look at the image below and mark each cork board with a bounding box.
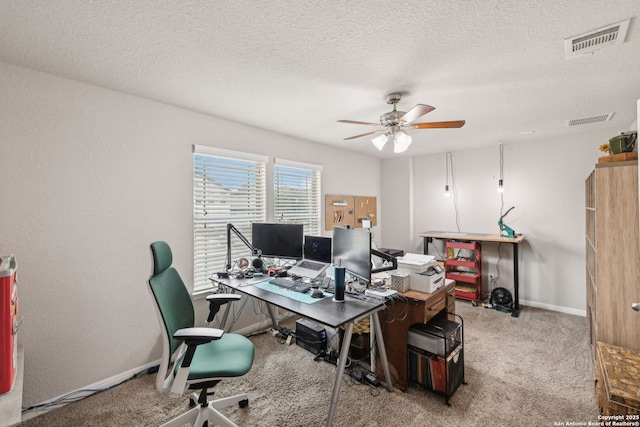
[355,196,377,228]
[325,194,354,230]
[324,194,377,230]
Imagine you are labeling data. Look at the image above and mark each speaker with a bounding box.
[333,267,345,303]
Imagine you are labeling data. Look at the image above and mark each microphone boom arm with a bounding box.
[226,223,258,270]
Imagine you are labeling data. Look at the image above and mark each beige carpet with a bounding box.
[22,301,598,426]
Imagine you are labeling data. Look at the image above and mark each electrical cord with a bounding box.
[382,295,409,323]
[22,364,159,415]
[447,151,461,233]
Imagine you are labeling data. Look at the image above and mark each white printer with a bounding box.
[396,253,445,293]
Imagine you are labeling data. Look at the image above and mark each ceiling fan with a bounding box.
[337,93,465,153]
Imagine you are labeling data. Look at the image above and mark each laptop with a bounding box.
[287,236,331,279]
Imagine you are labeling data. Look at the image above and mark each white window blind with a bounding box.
[193,146,266,292]
[273,159,322,235]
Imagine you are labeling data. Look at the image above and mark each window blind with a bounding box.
[273,158,322,236]
[193,146,266,292]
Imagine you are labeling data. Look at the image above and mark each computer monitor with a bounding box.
[251,223,304,260]
[332,226,371,285]
[304,236,332,263]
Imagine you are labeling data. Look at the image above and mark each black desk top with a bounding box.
[212,277,384,329]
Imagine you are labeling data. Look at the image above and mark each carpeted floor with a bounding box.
[22,301,598,426]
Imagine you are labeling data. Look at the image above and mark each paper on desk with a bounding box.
[397,253,436,266]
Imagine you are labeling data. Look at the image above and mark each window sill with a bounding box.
[192,287,215,300]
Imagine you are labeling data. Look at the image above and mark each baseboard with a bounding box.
[21,358,161,421]
[519,299,586,317]
[21,317,285,422]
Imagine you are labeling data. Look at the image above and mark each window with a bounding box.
[193,145,267,292]
[273,158,322,235]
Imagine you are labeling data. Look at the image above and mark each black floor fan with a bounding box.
[490,287,513,309]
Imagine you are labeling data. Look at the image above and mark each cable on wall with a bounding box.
[446,151,461,232]
[492,143,514,298]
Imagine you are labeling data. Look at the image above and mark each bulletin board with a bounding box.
[324,194,377,230]
[355,196,377,228]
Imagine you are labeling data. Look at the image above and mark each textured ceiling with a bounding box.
[1,0,639,158]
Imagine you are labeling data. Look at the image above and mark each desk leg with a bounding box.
[371,312,394,392]
[265,302,278,329]
[326,322,353,427]
[369,315,376,373]
[219,288,236,331]
[511,243,521,318]
[423,237,433,255]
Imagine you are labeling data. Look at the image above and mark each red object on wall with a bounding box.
[0,255,18,395]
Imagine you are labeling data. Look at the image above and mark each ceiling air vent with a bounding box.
[566,113,614,127]
[565,19,630,59]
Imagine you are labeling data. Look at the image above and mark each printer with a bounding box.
[397,253,445,293]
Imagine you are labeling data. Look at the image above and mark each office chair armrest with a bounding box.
[206,293,241,303]
[174,327,224,345]
[170,327,225,397]
[205,293,242,323]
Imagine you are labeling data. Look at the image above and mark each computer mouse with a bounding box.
[310,289,324,298]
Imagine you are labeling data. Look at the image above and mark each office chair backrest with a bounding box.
[149,241,195,357]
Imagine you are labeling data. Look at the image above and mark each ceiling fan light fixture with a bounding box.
[371,133,388,151]
[393,131,412,153]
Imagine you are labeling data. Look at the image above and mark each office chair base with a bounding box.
[160,393,249,427]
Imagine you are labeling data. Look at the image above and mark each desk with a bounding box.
[417,231,525,317]
[211,277,394,427]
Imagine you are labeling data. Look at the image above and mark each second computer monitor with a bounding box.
[332,226,371,285]
[304,235,332,263]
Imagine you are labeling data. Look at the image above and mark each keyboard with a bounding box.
[269,277,311,293]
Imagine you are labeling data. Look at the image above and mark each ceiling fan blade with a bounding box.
[337,119,380,126]
[343,130,381,140]
[399,104,435,124]
[411,120,466,129]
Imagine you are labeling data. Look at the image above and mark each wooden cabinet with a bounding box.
[585,161,640,356]
[377,280,455,391]
[446,241,482,302]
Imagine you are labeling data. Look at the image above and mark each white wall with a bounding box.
[380,157,413,250]
[381,132,615,315]
[0,61,381,407]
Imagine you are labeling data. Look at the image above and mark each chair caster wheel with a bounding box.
[189,397,197,407]
[239,399,249,408]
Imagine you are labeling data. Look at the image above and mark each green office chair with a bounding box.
[148,241,255,427]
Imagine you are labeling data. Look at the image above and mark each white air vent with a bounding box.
[566,113,614,127]
[565,19,630,59]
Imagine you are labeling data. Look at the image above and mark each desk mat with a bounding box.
[253,281,328,304]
